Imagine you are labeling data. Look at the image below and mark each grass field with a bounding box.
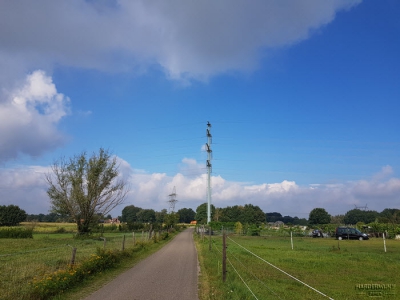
[196,233,399,300]
[0,224,160,300]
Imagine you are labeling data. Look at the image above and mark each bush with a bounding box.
[246,224,260,236]
[160,232,169,240]
[30,247,126,299]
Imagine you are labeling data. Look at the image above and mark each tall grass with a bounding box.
[196,233,400,300]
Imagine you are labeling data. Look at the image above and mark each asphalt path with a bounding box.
[84,228,199,300]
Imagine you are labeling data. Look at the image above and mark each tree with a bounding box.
[266,212,283,223]
[344,209,378,224]
[195,203,215,223]
[165,212,179,228]
[177,208,196,223]
[155,209,168,224]
[0,205,27,226]
[379,208,400,225]
[241,204,265,224]
[234,221,243,234]
[309,208,331,225]
[213,208,222,221]
[121,205,142,223]
[331,214,345,224]
[46,148,129,234]
[219,206,242,222]
[136,209,156,223]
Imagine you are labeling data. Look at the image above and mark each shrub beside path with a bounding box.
[84,228,199,300]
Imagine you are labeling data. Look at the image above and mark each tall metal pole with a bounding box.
[206,122,212,224]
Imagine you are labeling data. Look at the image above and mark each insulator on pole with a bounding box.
[206,122,212,224]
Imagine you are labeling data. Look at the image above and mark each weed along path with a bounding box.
[84,228,199,300]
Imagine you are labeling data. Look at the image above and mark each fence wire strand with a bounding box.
[212,237,260,300]
[228,251,284,300]
[226,256,259,300]
[228,236,334,300]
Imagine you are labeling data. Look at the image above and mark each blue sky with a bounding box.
[0,0,399,219]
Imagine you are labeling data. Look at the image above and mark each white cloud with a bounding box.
[1,158,399,220]
[0,1,362,162]
[0,70,70,162]
[0,166,50,214]
[0,0,361,83]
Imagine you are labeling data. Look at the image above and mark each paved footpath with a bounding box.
[84,228,199,300]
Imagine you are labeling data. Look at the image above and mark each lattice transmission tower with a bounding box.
[354,204,368,211]
[168,186,178,213]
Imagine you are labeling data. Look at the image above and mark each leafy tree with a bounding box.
[195,203,215,223]
[344,209,379,224]
[0,205,27,226]
[241,204,265,224]
[266,212,283,223]
[213,208,222,221]
[331,214,345,224]
[165,212,179,228]
[309,208,331,225]
[136,209,156,223]
[156,209,168,223]
[177,208,196,223]
[121,205,142,223]
[46,148,129,234]
[219,206,242,222]
[291,216,308,226]
[26,213,71,222]
[379,208,400,225]
[234,221,243,234]
[265,212,307,225]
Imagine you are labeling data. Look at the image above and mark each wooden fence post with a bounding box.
[122,235,126,251]
[70,247,77,266]
[133,232,136,246]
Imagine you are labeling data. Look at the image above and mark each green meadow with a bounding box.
[196,234,399,300]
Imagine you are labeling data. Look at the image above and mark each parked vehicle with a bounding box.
[335,227,369,240]
[312,229,324,238]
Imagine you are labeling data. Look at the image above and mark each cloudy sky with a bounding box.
[0,0,399,219]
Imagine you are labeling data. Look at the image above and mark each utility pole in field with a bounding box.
[206,122,212,224]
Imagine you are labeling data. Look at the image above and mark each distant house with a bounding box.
[190,220,197,225]
[268,221,284,228]
[104,218,120,225]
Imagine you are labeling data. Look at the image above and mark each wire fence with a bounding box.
[199,229,337,300]
[226,236,334,300]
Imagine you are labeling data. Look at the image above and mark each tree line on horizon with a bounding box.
[16,205,400,228]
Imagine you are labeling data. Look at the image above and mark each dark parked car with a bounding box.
[335,227,369,240]
[312,229,324,238]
